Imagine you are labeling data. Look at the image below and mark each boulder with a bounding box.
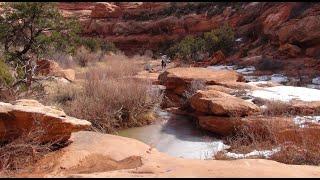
[54,69,76,82]
[91,3,122,18]
[312,77,320,85]
[0,99,91,144]
[197,116,242,136]
[190,90,260,116]
[36,59,76,82]
[158,67,244,96]
[277,15,320,47]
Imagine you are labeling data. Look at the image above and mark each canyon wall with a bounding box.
[58,2,320,59]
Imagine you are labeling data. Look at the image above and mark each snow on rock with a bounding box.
[258,75,270,81]
[307,84,320,90]
[235,66,255,75]
[270,74,288,84]
[225,148,281,159]
[312,77,320,85]
[293,116,320,128]
[250,86,320,102]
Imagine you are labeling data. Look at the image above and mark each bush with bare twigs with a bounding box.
[47,57,162,133]
[215,117,320,165]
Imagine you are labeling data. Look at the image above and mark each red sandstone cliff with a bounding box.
[57,2,320,67]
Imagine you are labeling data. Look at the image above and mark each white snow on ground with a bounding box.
[224,148,281,159]
[207,65,235,71]
[293,116,320,128]
[312,77,320,85]
[250,86,320,102]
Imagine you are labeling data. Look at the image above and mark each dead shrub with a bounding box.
[223,119,282,154]
[262,100,295,116]
[183,79,207,99]
[101,56,141,79]
[74,46,102,67]
[256,58,284,71]
[47,51,77,69]
[48,58,162,133]
[271,128,320,165]
[253,98,320,116]
[219,116,320,166]
[181,79,207,109]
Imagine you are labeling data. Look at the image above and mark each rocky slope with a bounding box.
[58,2,320,58]
[57,2,320,80]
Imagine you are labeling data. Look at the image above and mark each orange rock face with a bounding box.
[57,2,320,60]
[0,99,91,144]
[36,59,76,82]
[190,90,260,116]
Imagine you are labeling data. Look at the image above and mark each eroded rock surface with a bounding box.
[0,99,91,144]
[26,131,320,178]
[36,59,76,82]
[190,90,260,116]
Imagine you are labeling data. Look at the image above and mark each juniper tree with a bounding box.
[0,2,80,88]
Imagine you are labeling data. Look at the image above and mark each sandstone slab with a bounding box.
[190,90,260,116]
[0,99,91,144]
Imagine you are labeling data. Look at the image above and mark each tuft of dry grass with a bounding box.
[73,46,105,67]
[270,127,320,165]
[223,119,283,154]
[47,51,77,69]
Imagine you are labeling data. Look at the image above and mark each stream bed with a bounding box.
[118,109,228,160]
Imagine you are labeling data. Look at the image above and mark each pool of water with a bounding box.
[118,110,228,160]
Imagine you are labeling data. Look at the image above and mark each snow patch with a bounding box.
[207,65,235,71]
[236,66,255,75]
[312,77,320,85]
[293,116,320,128]
[270,74,288,84]
[250,86,320,102]
[307,84,320,90]
[225,148,281,159]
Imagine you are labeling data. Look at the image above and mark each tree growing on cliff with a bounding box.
[168,23,235,62]
[0,2,80,89]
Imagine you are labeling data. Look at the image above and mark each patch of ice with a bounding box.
[293,116,320,128]
[312,77,320,85]
[270,74,288,84]
[250,86,320,102]
[225,148,281,159]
